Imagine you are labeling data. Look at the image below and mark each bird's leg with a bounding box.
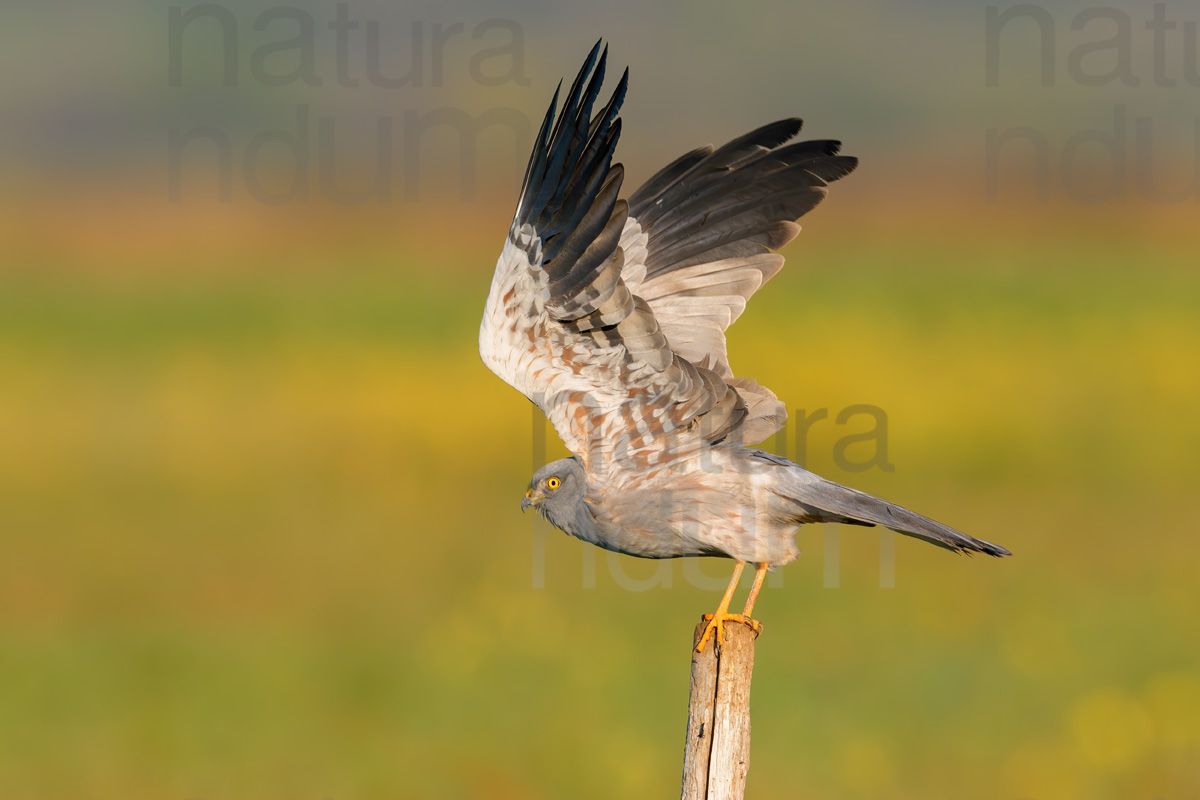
[696,560,762,653]
[696,561,743,653]
[741,562,769,618]
[725,561,769,640]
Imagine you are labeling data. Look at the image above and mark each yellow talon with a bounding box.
[696,611,761,653]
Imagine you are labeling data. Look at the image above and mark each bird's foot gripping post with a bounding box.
[695,561,768,654]
[697,612,762,653]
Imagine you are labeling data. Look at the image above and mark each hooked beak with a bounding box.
[521,488,543,512]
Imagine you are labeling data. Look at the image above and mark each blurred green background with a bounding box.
[2,1,1198,799]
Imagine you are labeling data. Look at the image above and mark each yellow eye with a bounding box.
[546,477,561,490]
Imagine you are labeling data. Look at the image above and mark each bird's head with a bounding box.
[521,457,587,531]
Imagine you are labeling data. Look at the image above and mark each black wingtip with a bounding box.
[514,40,628,268]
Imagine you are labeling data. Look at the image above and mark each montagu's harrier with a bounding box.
[480,42,1010,652]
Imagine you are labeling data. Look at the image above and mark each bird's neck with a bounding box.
[557,496,603,546]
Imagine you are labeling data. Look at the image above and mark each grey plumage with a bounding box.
[749,451,1010,556]
[481,42,1009,627]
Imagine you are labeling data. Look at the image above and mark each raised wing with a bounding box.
[621,121,857,442]
[479,42,854,480]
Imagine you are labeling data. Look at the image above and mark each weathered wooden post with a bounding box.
[681,621,758,800]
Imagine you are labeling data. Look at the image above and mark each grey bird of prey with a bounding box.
[480,42,1010,652]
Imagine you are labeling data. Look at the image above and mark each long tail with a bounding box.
[778,463,1011,557]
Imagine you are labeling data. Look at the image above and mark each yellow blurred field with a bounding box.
[2,225,1197,798]
[4,4,1200,794]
